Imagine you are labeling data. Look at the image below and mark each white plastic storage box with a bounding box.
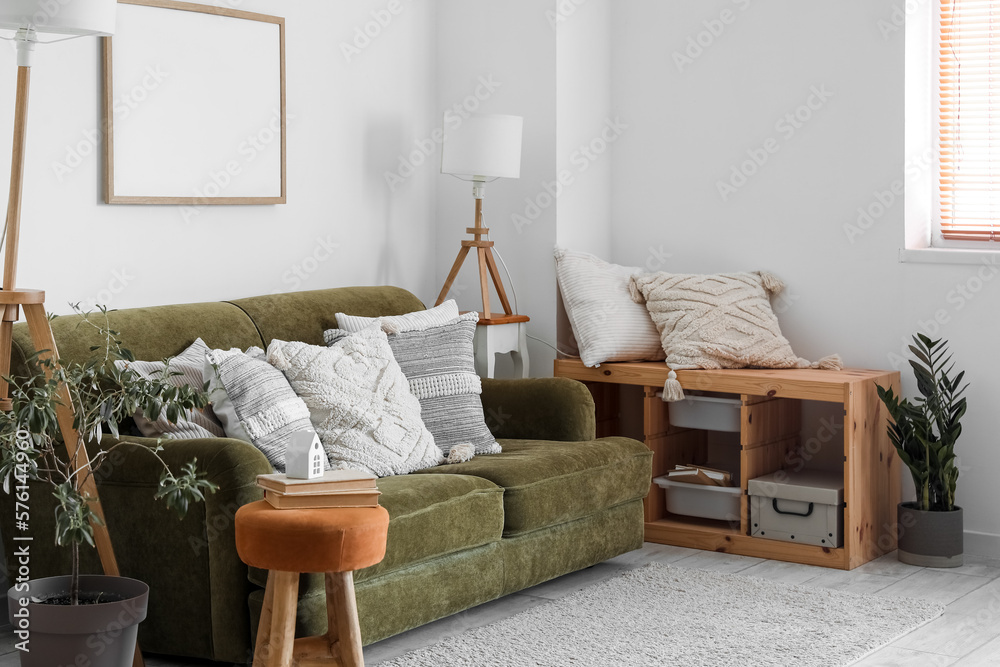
[748,470,844,548]
[667,395,741,432]
[653,476,741,522]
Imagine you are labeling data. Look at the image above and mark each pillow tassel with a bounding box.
[758,271,785,295]
[661,370,685,402]
[811,354,844,371]
[447,443,476,464]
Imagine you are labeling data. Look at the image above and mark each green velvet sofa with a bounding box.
[0,286,651,664]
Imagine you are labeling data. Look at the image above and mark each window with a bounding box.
[937,0,1000,242]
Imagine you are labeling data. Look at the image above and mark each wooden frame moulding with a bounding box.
[102,0,286,205]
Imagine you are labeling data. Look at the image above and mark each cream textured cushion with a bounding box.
[114,338,224,440]
[555,247,665,367]
[325,312,500,458]
[629,271,841,400]
[268,328,443,477]
[336,300,459,335]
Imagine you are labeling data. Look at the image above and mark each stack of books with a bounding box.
[257,469,380,509]
[666,464,734,487]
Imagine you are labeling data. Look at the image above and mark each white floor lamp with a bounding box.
[437,113,523,320]
[0,4,139,666]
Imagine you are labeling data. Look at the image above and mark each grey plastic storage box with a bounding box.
[666,395,742,432]
[653,475,741,522]
[748,470,844,548]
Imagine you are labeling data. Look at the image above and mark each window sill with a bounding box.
[899,247,1000,265]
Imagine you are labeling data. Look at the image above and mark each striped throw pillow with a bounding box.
[336,300,459,335]
[114,338,224,440]
[204,346,318,473]
[555,247,666,367]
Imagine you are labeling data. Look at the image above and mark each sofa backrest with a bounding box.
[9,286,425,378]
[228,286,425,347]
[11,301,263,381]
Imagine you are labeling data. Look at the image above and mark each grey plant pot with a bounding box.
[897,502,964,568]
[6,575,148,667]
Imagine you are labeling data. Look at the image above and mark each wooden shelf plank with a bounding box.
[554,359,889,403]
[645,518,849,569]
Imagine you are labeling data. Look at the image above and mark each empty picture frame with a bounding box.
[103,0,285,205]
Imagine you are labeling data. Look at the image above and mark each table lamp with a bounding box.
[437,112,523,320]
[0,3,138,665]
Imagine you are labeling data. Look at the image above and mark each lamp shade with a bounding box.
[441,113,523,179]
[0,0,116,36]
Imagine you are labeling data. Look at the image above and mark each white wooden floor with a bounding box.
[1,543,998,666]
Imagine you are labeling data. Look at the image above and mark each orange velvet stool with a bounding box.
[235,501,390,667]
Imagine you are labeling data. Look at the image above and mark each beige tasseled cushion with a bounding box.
[629,271,841,401]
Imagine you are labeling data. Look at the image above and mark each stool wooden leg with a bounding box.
[252,573,276,667]
[326,571,364,667]
[257,571,299,667]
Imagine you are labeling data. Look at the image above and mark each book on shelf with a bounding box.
[667,464,734,487]
[263,488,382,510]
[257,469,377,495]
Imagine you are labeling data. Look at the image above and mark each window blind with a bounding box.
[938,0,1000,241]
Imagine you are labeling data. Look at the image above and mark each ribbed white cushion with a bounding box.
[113,338,224,440]
[554,247,665,367]
[336,300,459,335]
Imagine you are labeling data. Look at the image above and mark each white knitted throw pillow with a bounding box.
[267,328,442,477]
[629,271,841,401]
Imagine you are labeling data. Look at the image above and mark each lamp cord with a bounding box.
[481,211,573,356]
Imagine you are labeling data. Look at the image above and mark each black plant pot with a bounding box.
[7,575,148,667]
[897,502,964,568]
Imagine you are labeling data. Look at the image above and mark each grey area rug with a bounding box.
[377,563,942,667]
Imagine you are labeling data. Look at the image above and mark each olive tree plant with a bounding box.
[0,308,217,604]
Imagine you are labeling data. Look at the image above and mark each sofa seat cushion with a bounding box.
[248,473,503,587]
[416,437,652,537]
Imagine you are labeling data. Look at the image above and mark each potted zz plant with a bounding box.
[877,333,967,568]
[0,309,218,667]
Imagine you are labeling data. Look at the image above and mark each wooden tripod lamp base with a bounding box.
[435,197,516,320]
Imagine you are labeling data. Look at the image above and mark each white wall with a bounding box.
[0,0,439,314]
[556,0,612,255]
[609,0,1000,548]
[434,0,557,376]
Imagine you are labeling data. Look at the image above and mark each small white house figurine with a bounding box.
[285,430,326,480]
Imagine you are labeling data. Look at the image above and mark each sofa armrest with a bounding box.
[480,378,596,442]
[91,435,271,662]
